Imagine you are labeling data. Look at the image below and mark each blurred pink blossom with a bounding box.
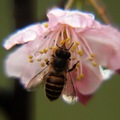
[3,8,120,104]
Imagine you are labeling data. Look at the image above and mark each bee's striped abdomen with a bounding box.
[45,75,65,101]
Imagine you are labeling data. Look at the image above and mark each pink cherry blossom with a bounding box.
[3,8,120,104]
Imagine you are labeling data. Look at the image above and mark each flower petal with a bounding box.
[75,88,92,105]
[48,8,95,30]
[82,25,120,70]
[116,69,120,74]
[73,62,103,95]
[3,24,45,50]
[4,43,45,86]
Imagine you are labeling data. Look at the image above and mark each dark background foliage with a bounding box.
[0,0,120,120]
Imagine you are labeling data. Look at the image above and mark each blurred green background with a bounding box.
[0,0,120,120]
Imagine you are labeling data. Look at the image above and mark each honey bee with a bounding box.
[26,43,79,101]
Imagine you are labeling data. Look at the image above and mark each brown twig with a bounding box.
[65,0,74,9]
[87,0,110,24]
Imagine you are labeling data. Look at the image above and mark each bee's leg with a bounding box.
[46,61,50,65]
[68,61,79,72]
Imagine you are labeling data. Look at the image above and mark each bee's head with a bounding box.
[55,49,71,59]
[55,43,74,59]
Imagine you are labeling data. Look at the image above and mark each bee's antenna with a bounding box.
[56,44,61,49]
[67,43,74,50]
[56,42,74,50]
[56,43,66,49]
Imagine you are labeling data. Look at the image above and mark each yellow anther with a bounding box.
[74,67,78,71]
[79,73,84,78]
[72,44,76,50]
[76,76,80,80]
[40,62,45,67]
[71,49,75,53]
[44,58,48,62]
[76,73,84,80]
[60,40,65,45]
[39,50,43,54]
[28,55,33,59]
[67,41,70,45]
[72,57,76,60]
[75,42,80,46]
[92,61,97,66]
[37,58,41,61]
[29,59,34,63]
[63,31,67,38]
[49,46,53,49]
[91,53,95,58]
[77,63,80,67]
[43,48,48,53]
[65,38,70,42]
[89,57,94,61]
[78,50,83,56]
[52,46,57,52]
[44,23,48,28]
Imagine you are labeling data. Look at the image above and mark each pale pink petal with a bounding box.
[3,24,45,50]
[4,45,41,86]
[116,69,120,74]
[75,88,92,105]
[81,25,120,70]
[4,35,48,86]
[72,62,103,95]
[48,8,95,30]
[70,74,93,105]
[47,8,65,27]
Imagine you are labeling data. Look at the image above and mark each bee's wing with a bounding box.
[62,73,77,104]
[26,66,49,91]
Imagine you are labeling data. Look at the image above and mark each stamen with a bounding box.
[77,63,80,67]
[60,40,65,45]
[67,41,70,45]
[39,50,43,54]
[28,55,33,59]
[92,61,97,66]
[91,53,95,58]
[52,46,57,52]
[75,42,80,46]
[44,58,48,62]
[65,38,70,43]
[77,50,83,56]
[79,35,93,55]
[72,44,76,50]
[76,76,80,80]
[43,48,48,53]
[44,23,48,28]
[49,46,53,49]
[76,73,84,80]
[65,26,71,39]
[78,35,97,63]
[71,49,75,53]
[89,57,94,61]
[79,73,84,78]
[72,57,76,60]
[40,62,45,67]
[74,67,78,71]
[37,58,41,61]
[29,59,34,63]
[63,30,68,39]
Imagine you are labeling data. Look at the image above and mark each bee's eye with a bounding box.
[56,49,71,59]
[65,52,71,59]
[56,49,62,57]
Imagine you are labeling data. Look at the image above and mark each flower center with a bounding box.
[27,26,98,81]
